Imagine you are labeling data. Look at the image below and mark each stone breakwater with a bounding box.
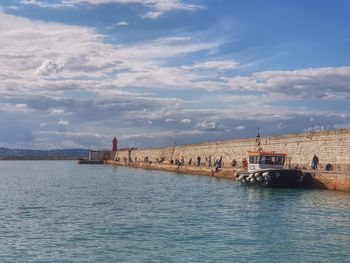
[97,128,350,192]
[312,171,350,192]
[107,160,350,192]
[109,129,350,171]
[107,160,236,179]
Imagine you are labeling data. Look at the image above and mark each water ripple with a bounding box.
[0,161,349,262]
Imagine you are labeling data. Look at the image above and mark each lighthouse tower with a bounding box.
[112,137,118,151]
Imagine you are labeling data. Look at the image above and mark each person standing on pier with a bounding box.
[197,156,201,166]
[311,154,319,170]
[231,159,237,167]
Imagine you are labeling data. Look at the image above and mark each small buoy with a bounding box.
[262,172,272,182]
[237,175,245,181]
[256,176,264,182]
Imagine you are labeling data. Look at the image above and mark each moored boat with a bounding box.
[236,151,305,187]
[236,130,307,187]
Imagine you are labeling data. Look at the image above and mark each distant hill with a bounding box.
[0,147,90,160]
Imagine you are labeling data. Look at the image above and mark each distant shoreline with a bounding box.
[0,147,90,160]
[0,157,82,160]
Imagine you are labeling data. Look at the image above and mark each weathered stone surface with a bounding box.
[104,129,350,192]
[312,171,350,192]
[114,129,350,170]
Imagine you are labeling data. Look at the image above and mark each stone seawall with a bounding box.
[312,171,350,192]
[105,129,350,192]
[107,161,350,192]
[114,129,350,171]
[107,160,236,179]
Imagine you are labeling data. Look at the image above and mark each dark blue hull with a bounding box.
[236,169,312,188]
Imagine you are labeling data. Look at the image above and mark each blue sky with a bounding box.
[0,0,350,149]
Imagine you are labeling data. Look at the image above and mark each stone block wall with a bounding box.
[113,129,350,171]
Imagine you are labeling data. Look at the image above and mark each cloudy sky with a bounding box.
[1,0,350,150]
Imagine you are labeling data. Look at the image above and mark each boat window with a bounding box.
[249,155,285,165]
[249,156,259,164]
[274,156,285,165]
[260,156,273,164]
[280,157,285,165]
[258,156,285,165]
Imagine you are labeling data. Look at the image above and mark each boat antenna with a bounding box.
[256,127,262,151]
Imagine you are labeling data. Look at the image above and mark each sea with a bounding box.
[0,161,349,263]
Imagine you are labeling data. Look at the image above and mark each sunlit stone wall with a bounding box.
[114,129,350,171]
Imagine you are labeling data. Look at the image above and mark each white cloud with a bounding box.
[36,60,64,75]
[1,10,349,149]
[58,120,69,126]
[7,5,20,10]
[180,118,191,124]
[234,125,246,130]
[0,103,31,112]
[19,0,75,8]
[276,122,285,129]
[303,125,326,132]
[15,103,28,109]
[0,10,224,101]
[224,67,350,99]
[144,120,153,125]
[195,120,217,130]
[182,60,239,71]
[50,108,65,115]
[116,21,129,26]
[20,0,203,18]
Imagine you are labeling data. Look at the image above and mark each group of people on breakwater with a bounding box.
[116,155,239,172]
[170,156,227,172]
[115,152,331,172]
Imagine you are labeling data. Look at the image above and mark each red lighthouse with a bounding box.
[112,137,118,151]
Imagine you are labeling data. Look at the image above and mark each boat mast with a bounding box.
[256,127,263,151]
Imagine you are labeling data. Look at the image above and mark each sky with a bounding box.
[0,0,350,150]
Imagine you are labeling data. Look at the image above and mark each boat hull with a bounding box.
[236,169,310,188]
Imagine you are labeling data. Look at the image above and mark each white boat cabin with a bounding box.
[247,151,286,172]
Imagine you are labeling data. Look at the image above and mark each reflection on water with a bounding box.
[0,161,349,262]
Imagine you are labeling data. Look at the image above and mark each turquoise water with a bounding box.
[0,161,349,263]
